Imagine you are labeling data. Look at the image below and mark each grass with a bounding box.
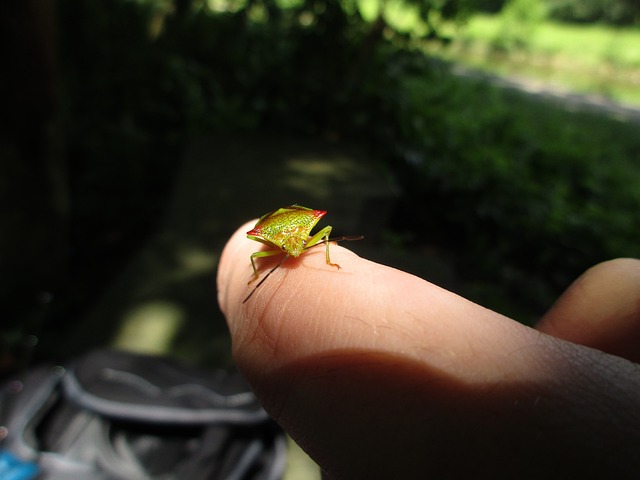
[462,14,640,67]
[429,14,640,105]
[351,1,640,104]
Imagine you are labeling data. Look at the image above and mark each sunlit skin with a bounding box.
[244,205,362,303]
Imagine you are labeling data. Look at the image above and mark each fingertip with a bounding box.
[217,219,369,359]
[216,220,256,321]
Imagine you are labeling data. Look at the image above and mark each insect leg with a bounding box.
[249,248,284,283]
[243,254,290,303]
[304,225,339,268]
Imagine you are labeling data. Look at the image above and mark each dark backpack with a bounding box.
[0,349,285,480]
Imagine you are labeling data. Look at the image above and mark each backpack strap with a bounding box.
[62,349,268,425]
[0,349,286,480]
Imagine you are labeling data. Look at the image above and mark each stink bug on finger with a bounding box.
[243,205,363,303]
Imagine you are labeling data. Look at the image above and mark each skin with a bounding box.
[217,220,640,479]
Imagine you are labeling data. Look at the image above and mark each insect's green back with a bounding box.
[247,205,326,257]
[243,204,363,302]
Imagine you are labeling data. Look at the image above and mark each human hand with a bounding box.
[217,221,640,479]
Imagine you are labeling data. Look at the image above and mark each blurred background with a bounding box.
[1,0,639,475]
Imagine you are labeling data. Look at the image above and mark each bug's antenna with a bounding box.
[309,235,365,249]
[322,235,364,244]
[243,254,290,303]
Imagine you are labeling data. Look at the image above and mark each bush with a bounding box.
[491,0,547,51]
[545,0,640,26]
[372,51,640,318]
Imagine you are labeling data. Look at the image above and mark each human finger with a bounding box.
[217,223,640,478]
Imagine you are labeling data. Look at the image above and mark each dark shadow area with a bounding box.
[259,347,640,478]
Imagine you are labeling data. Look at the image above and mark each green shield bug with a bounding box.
[243,205,363,303]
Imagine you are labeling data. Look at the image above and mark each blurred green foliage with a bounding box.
[376,54,640,318]
[491,0,547,51]
[545,0,640,25]
[56,0,467,278]
[470,0,640,25]
[52,0,640,329]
